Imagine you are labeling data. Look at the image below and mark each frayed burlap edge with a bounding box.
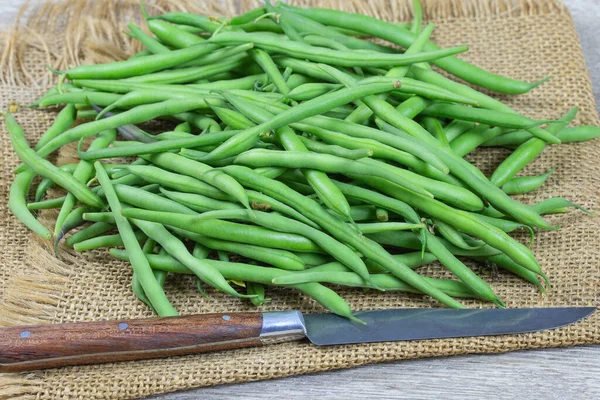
[0,0,589,399]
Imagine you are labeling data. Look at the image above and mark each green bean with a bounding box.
[129,216,251,298]
[125,206,320,252]
[360,158,483,210]
[281,5,546,94]
[168,226,305,271]
[409,66,558,144]
[222,93,354,219]
[80,130,238,160]
[37,98,238,158]
[276,5,394,53]
[210,31,467,67]
[38,91,122,108]
[362,174,545,278]
[174,113,221,133]
[34,104,78,150]
[365,230,502,258]
[473,254,545,292]
[375,119,555,229]
[124,52,248,85]
[66,221,114,247]
[55,206,97,249]
[129,49,152,59]
[125,208,371,282]
[297,137,371,160]
[490,107,577,187]
[359,251,439,273]
[247,282,267,306]
[192,242,211,259]
[174,121,193,133]
[159,188,242,212]
[273,56,341,82]
[444,120,476,142]
[60,43,219,79]
[222,165,465,308]
[450,124,503,157]
[35,176,57,202]
[421,103,554,130]
[420,231,503,304]
[190,73,270,90]
[96,91,224,119]
[231,83,448,177]
[433,219,485,250]
[202,79,402,161]
[141,152,250,209]
[531,197,594,215]
[291,121,451,179]
[344,23,434,124]
[130,238,162,310]
[484,126,600,148]
[55,129,116,240]
[27,196,67,210]
[109,249,360,321]
[330,181,421,225]
[9,168,52,239]
[74,77,259,95]
[94,162,177,316]
[126,165,228,201]
[502,167,556,195]
[146,18,211,48]
[295,252,333,266]
[250,48,290,95]
[74,106,98,116]
[375,208,389,222]
[357,222,425,234]
[481,130,531,148]
[73,229,146,252]
[422,117,449,146]
[114,184,197,215]
[150,13,222,34]
[273,271,479,299]
[287,83,342,101]
[411,0,423,33]
[230,7,267,25]
[127,22,170,54]
[6,113,103,208]
[235,149,435,199]
[161,185,319,228]
[211,105,255,129]
[328,205,377,222]
[82,212,115,223]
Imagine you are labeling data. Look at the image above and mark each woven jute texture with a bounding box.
[0,0,599,398]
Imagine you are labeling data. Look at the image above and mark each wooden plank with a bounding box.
[148,346,600,399]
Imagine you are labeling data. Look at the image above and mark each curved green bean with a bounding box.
[94,162,177,316]
[6,113,103,208]
[502,167,556,195]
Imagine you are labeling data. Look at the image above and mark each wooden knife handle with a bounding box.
[0,312,263,372]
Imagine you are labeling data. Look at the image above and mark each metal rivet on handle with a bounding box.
[118,322,128,330]
[222,315,231,321]
[20,330,31,338]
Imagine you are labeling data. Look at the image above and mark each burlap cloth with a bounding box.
[0,0,598,398]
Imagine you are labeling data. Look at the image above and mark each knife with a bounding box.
[0,307,594,372]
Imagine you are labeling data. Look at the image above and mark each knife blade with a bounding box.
[0,307,594,372]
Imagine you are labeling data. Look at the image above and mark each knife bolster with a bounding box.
[259,311,307,344]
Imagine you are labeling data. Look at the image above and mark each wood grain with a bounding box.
[147,345,600,400]
[0,313,263,372]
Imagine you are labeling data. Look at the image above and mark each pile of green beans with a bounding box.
[4,0,598,320]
